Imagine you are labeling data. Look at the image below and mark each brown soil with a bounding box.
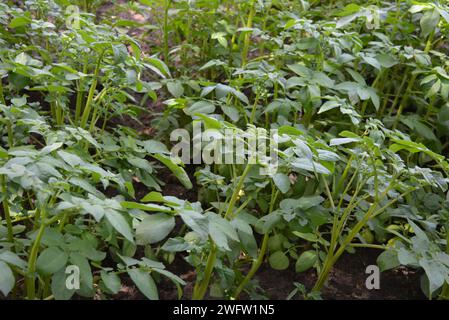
[255,249,424,300]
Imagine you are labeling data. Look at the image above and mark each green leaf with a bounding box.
[313,72,334,88]
[269,251,289,270]
[419,258,446,295]
[121,201,172,212]
[377,249,400,272]
[0,251,27,268]
[127,156,153,171]
[208,213,239,251]
[0,261,14,296]
[0,146,8,158]
[420,9,440,37]
[295,250,317,273]
[376,54,398,68]
[167,82,184,98]
[336,13,360,28]
[128,268,158,300]
[104,210,134,243]
[221,105,240,122]
[330,137,360,146]
[150,154,192,189]
[11,96,27,107]
[194,114,223,130]
[9,16,32,28]
[152,268,186,285]
[273,173,291,194]
[136,213,176,245]
[36,247,68,276]
[141,140,170,154]
[101,271,121,294]
[293,231,318,242]
[179,210,209,239]
[185,101,215,116]
[291,158,330,175]
[318,101,341,114]
[141,191,165,203]
[297,196,324,210]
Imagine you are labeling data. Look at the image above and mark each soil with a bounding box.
[255,249,424,300]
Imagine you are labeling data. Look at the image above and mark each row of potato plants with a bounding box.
[0,0,448,300]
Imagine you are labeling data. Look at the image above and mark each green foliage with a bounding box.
[1,0,449,301]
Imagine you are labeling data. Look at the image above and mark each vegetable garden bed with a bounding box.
[0,0,449,301]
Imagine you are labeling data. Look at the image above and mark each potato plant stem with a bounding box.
[393,31,434,129]
[224,164,252,219]
[80,50,105,129]
[26,207,47,300]
[233,188,279,299]
[192,242,217,300]
[0,78,5,105]
[75,56,89,123]
[0,79,14,147]
[389,68,409,116]
[313,186,416,292]
[233,231,269,298]
[441,227,449,299]
[163,0,172,66]
[1,176,14,244]
[241,0,256,67]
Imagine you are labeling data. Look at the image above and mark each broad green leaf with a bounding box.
[185,101,215,115]
[376,54,398,68]
[420,9,440,37]
[152,268,186,285]
[150,154,192,189]
[377,249,400,272]
[293,231,318,242]
[0,261,14,296]
[419,258,446,295]
[104,210,134,243]
[167,82,184,98]
[128,268,158,300]
[121,202,171,212]
[0,251,27,268]
[101,271,121,294]
[36,247,68,276]
[318,101,341,114]
[141,191,166,203]
[9,16,32,28]
[295,250,317,272]
[208,213,239,251]
[179,210,209,239]
[330,137,360,146]
[136,213,175,245]
[269,251,289,270]
[273,173,291,194]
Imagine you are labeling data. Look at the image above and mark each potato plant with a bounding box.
[0,0,449,300]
